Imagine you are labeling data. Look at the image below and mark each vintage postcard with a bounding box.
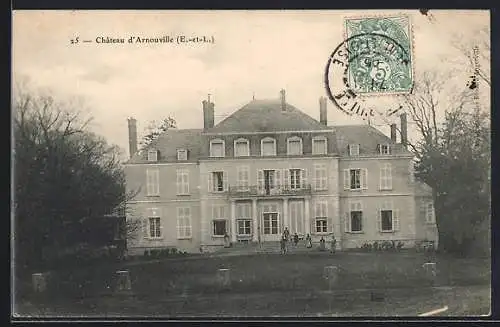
[12,10,490,319]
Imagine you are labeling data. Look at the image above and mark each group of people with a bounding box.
[280,227,337,254]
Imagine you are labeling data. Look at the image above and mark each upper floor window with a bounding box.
[177,207,192,239]
[176,169,189,195]
[261,137,276,156]
[287,136,303,155]
[146,168,160,196]
[313,164,328,190]
[379,163,393,190]
[147,150,158,162]
[234,138,250,157]
[210,139,225,157]
[348,144,360,156]
[209,171,228,192]
[177,149,188,161]
[378,144,391,155]
[343,168,368,190]
[312,136,328,155]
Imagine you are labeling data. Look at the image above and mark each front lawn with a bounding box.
[13,251,490,317]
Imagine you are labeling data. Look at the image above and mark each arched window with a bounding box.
[210,139,225,157]
[234,138,250,157]
[287,136,303,155]
[261,137,276,156]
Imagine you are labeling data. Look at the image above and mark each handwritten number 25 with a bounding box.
[71,37,79,44]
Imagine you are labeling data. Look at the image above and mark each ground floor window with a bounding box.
[238,219,251,235]
[350,211,363,232]
[263,213,278,235]
[381,210,393,231]
[213,219,227,236]
[149,217,161,238]
[315,218,327,233]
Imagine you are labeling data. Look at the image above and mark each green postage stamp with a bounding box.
[344,16,414,95]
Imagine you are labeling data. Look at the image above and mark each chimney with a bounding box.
[390,123,397,142]
[127,117,138,158]
[400,113,408,148]
[319,96,328,126]
[280,89,286,111]
[203,96,215,129]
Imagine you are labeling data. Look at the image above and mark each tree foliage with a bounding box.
[139,117,177,149]
[13,85,134,271]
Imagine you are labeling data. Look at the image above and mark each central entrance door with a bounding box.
[261,203,280,242]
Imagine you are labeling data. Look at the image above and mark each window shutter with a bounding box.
[361,168,368,189]
[387,165,392,190]
[376,144,381,154]
[347,144,350,155]
[176,171,182,194]
[420,201,427,222]
[275,169,282,188]
[257,170,264,191]
[223,171,229,191]
[142,218,149,239]
[159,218,164,237]
[393,209,400,231]
[301,169,308,188]
[208,172,213,192]
[377,209,382,232]
[358,144,361,155]
[343,169,350,190]
[344,212,351,233]
[379,165,384,190]
[284,169,290,188]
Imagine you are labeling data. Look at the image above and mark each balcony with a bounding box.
[228,184,312,198]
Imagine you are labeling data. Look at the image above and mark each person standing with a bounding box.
[283,227,290,242]
[330,234,337,254]
[319,236,326,251]
[293,233,299,247]
[280,235,287,255]
[305,234,312,248]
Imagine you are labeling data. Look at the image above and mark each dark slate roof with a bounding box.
[332,125,411,156]
[207,99,328,133]
[127,129,203,164]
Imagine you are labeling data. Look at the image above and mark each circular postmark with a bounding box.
[324,32,413,119]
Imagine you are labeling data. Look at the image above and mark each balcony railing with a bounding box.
[228,184,312,197]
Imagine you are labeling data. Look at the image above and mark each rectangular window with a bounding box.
[235,140,250,157]
[315,201,328,233]
[426,202,436,224]
[177,207,192,239]
[146,169,160,196]
[212,205,227,236]
[211,171,226,192]
[314,164,328,190]
[238,220,251,235]
[344,168,367,190]
[210,140,225,157]
[147,150,158,162]
[380,163,393,190]
[290,169,301,189]
[261,139,276,156]
[381,210,393,231]
[236,166,250,190]
[379,144,391,155]
[176,169,189,195]
[349,144,360,156]
[350,211,363,232]
[287,139,302,155]
[350,169,361,189]
[149,217,161,238]
[263,213,279,235]
[313,138,327,155]
[177,149,188,161]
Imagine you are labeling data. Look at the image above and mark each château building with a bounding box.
[124,90,438,254]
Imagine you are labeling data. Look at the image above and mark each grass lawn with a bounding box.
[13,251,491,317]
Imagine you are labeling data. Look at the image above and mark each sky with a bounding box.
[12,10,490,159]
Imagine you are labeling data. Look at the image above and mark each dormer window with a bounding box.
[261,137,276,156]
[312,136,328,155]
[234,138,250,157]
[379,144,391,155]
[177,149,188,161]
[348,144,360,156]
[287,136,303,155]
[147,150,158,162]
[210,139,225,157]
